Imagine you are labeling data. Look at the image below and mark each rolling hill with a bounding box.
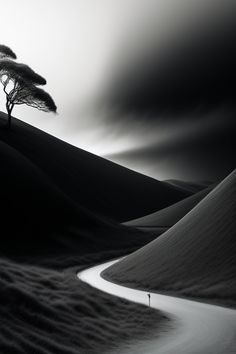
[0,135,158,256]
[165,179,211,194]
[0,113,190,225]
[104,170,236,305]
[125,186,212,228]
[0,113,169,354]
[0,112,191,255]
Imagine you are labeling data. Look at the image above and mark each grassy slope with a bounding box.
[0,112,190,224]
[125,186,212,228]
[0,256,168,354]
[104,170,236,306]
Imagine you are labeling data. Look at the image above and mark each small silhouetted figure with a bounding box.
[147,293,151,307]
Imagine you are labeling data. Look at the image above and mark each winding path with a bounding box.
[77,259,236,354]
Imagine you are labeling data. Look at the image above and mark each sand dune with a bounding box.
[104,170,236,306]
[125,186,212,228]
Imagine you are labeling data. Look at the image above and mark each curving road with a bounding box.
[77,259,236,354]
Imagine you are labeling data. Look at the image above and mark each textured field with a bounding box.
[0,256,168,354]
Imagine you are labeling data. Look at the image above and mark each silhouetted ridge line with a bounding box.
[0,112,191,223]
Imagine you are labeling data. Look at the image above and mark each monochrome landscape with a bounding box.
[0,1,235,353]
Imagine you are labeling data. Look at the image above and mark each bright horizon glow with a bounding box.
[0,0,183,149]
[0,0,233,181]
[0,0,172,167]
[0,0,161,156]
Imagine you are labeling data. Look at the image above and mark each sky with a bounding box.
[0,0,235,181]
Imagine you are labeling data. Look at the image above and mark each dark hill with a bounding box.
[0,114,171,354]
[125,186,212,228]
[0,137,157,256]
[0,113,190,256]
[165,179,212,194]
[0,112,190,223]
[0,139,110,254]
[104,170,236,305]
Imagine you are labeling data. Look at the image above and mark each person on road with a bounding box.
[147,293,151,307]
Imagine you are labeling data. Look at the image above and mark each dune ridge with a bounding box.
[104,170,236,306]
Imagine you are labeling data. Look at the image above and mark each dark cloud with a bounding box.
[105,4,236,119]
[100,3,236,181]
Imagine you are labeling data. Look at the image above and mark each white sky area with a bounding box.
[0,0,229,179]
[0,0,160,152]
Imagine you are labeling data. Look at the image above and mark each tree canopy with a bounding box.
[0,45,17,60]
[0,45,56,128]
[7,78,57,112]
[0,60,46,86]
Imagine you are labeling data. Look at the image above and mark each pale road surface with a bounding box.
[77,259,236,354]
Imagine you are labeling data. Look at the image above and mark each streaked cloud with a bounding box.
[0,0,234,181]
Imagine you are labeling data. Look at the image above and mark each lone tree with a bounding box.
[0,45,56,129]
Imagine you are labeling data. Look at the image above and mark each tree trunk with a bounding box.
[7,110,11,129]
[6,103,13,130]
